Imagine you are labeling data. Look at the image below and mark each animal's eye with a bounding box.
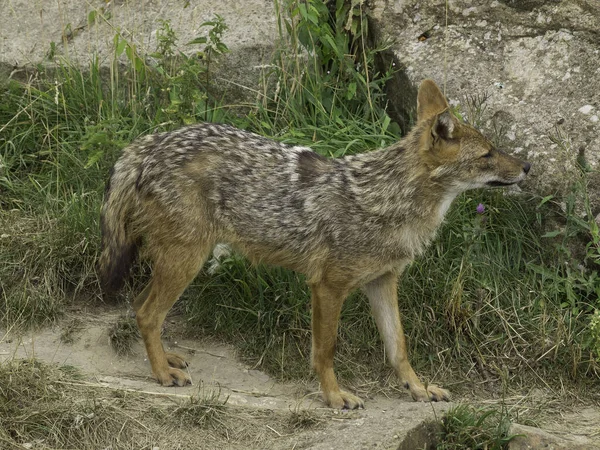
[482,152,493,158]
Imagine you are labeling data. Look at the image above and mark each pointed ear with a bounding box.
[431,110,455,140]
[417,79,449,123]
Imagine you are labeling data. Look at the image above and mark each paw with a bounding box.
[155,367,192,387]
[407,383,450,402]
[165,352,189,369]
[323,389,364,410]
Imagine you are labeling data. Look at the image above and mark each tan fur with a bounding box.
[99,80,530,408]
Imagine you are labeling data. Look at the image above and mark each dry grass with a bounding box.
[108,313,140,355]
[0,360,156,449]
[0,358,325,449]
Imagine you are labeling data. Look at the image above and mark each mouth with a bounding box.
[486,180,517,187]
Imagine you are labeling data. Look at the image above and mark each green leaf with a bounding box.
[541,230,562,238]
[125,44,134,61]
[84,150,104,169]
[381,114,391,132]
[216,42,229,54]
[298,3,308,20]
[187,36,207,45]
[114,36,127,57]
[88,10,97,26]
[538,195,554,206]
[346,82,357,100]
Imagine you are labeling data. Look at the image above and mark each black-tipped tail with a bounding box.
[97,170,139,297]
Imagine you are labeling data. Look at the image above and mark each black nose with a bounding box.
[522,161,531,174]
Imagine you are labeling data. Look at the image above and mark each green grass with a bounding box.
[437,404,515,450]
[1,0,599,404]
[181,188,600,394]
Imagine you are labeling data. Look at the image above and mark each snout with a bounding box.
[522,161,531,175]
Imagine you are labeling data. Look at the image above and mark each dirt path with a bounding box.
[1,310,454,449]
[3,310,599,449]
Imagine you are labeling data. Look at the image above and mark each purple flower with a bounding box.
[476,203,485,214]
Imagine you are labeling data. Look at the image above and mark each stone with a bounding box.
[508,423,595,450]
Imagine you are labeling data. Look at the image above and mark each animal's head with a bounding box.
[416,79,530,192]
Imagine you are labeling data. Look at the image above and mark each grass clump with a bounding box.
[0,12,233,323]
[437,404,515,450]
[0,358,307,448]
[172,385,229,430]
[288,408,325,431]
[60,317,83,344]
[108,313,140,355]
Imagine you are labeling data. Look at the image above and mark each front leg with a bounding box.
[362,271,450,402]
[310,281,364,409]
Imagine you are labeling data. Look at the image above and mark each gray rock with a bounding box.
[371,0,600,200]
[0,0,278,103]
[508,423,596,449]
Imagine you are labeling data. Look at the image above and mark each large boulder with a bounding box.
[0,0,278,102]
[371,0,600,201]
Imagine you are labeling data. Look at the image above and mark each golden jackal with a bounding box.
[99,79,530,409]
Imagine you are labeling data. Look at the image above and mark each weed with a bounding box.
[437,404,515,450]
[172,384,229,430]
[151,17,230,125]
[60,317,83,344]
[0,212,65,328]
[461,91,490,128]
[108,314,139,355]
[246,0,399,152]
[288,408,324,430]
[0,14,232,328]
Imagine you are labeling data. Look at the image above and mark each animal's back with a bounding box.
[122,123,347,269]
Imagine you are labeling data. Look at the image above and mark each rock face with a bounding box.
[371,0,600,200]
[0,0,278,102]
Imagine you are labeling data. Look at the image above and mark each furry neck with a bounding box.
[343,129,459,225]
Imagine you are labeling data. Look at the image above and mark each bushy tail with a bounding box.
[98,167,139,295]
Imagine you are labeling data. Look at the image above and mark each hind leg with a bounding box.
[132,279,188,369]
[135,241,211,386]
